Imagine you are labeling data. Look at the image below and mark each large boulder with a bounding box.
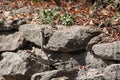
[0,32,25,52]
[45,26,100,52]
[103,64,120,80]
[0,51,49,80]
[19,24,53,47]
[92,41,120,60]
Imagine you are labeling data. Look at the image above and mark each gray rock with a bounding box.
[76,69,87,80]
[0,20,15,31]
[50,52,113,73]
[86,69,101,78]
[43,51,113,80]
[53,59,78,70]
[85,52,114,73]
[30,47,51,65]
[51,76,69,80]
[92,41,120,60]
[31,70,59,80]
[45,25,100,52]
[3,75,30,80]
[103,64,120,80]
[87,74,104,80]
[76,69,104,80]
[31,69,78,80]
[17,18,26,26]
[86,36,101,51]
[0,19,25,31]
[0,19,4,26]
[0,24,15,31]
[0,32,24,52]
[0,75,5,80]
[19,24,53,47]
[4,11,12,17]
[14,6,33,14]
[0,51,49,80]
[9,18,27,28]
[75,52,112,80]
[49,52,82,70]
[0,19,27,31]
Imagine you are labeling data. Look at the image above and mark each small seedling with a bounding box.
[38,8,57,24]
[60,13,73,26]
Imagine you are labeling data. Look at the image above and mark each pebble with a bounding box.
[4,11,12,17]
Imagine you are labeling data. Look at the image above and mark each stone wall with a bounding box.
[0,23,120,80]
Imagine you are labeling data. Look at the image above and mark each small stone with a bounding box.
[6,16,14,20]
[92,41,120,60]
[31,69,78,80]
[0,32,25,52]
[4,11,12,17]
[51,76,69,80]
[17,18,26,26]
[104,64,120,80]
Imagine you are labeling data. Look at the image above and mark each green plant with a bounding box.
[38,8,57,24]
[36,0,59,24]
[60,13,73,26]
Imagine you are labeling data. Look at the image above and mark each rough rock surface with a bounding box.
[76,69,104,80]
[85,52,114,72]
[104,64,120,80]
[0,32,25,52]
[0,51,49,80]
[0,23,15,31]
[19,24,53,47]
[45,26,100,52]
[0,19,4,25]
[0,18,26,31]
[51,76,69,80]
[0,24,119,80]
[14,6,34,14]
[0,75,5,80]
[92,41,120,60]
[49,52,113,73]
[31,69,78,80]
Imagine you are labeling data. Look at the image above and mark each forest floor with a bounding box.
[0,0,120,43]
